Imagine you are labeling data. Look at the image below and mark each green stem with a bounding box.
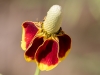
[34,66,40,75]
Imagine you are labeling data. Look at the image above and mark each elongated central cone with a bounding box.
[43,5,62,34]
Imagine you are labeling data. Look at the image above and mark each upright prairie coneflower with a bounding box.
[21,5,71,71]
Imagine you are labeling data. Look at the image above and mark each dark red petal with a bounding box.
[58,34,71,60]
[21,22,38,50]
[24,37,44,61]
[35,39,59,71]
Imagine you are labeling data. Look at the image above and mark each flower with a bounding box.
[21,5,71,71]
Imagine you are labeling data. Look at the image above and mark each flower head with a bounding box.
[21,5,71,71]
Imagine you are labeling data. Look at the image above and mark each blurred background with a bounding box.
[0,0,100,75]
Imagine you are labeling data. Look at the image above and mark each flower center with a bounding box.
[43,5,62,34]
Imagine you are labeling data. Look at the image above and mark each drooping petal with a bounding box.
[24,37,44,62]
[21,22,38,50]
[35,39,59,71]
[58,34,71,61]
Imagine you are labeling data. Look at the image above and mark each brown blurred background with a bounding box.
[0,0,100,75]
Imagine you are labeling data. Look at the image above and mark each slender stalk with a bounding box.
[34,66,40,75]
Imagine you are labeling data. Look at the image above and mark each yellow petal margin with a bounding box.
[37,63,58,71]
